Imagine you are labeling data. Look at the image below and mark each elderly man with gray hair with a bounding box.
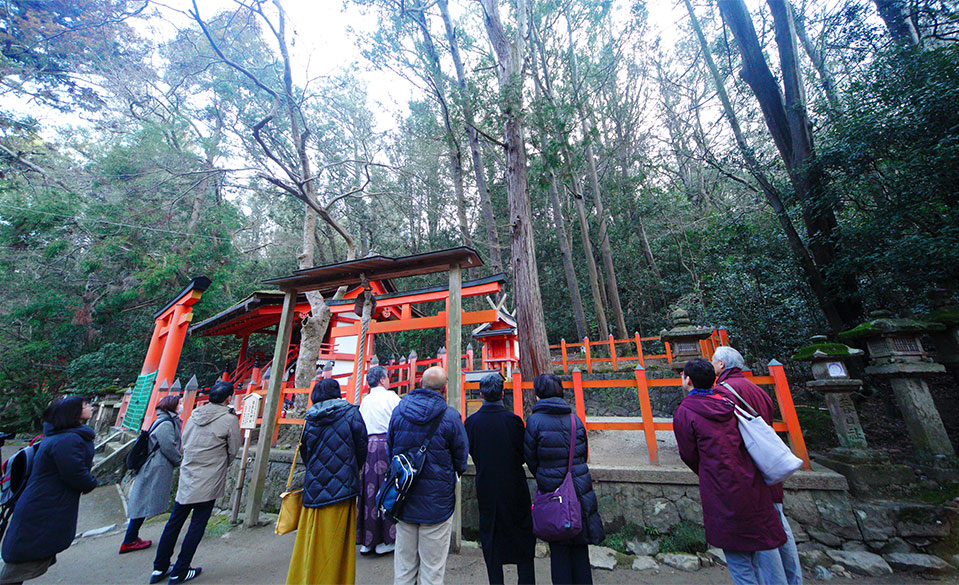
[387,366,469,585]
[712,346,802,585]
[357,365,401,555]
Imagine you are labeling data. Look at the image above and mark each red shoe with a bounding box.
[119,538,152,554]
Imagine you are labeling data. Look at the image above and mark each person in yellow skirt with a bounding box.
[287,378,368,585]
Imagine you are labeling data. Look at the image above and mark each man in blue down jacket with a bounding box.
[387,366,468,585]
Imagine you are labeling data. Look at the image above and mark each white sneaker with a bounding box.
[359,545,373,555]
[375,543,395,555]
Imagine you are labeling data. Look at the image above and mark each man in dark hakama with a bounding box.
[464,373,536,585]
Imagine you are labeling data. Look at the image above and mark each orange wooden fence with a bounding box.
[456,361,809,470]
[550,329,730,374]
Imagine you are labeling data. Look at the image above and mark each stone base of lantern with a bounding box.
[916,455,959,483]
[815,448,915,498]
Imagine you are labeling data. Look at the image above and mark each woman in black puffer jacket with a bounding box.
[524,374,604,585]
[285,379,367,585]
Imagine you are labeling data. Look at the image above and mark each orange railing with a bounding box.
[457,360,808,470]
[235,356,808,469]
[550,329,729,374]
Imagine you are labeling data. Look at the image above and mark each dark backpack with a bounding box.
[1,435,43,542]
[376,414,443,522]
[126,418,171,473]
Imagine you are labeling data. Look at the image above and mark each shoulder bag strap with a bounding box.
[285,423,308,491]
[567,412,577,475]
[149,417,176,460]
[417,412,445,455]
[720,382,759,417]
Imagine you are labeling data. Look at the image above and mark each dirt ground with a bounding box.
[7,486,932,585]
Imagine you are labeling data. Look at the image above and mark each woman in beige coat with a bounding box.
[150,382,241,585]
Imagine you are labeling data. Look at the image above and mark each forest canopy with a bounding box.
[1,0,957,430]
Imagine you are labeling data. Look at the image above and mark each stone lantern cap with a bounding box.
[838,310,944,341]
[794,336,864,390]
[792,335,864,362]
[659,308,712,342]
[839,312,945,376]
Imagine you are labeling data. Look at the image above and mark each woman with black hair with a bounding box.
[524,374,604,585]
[286,378,367,585]
[0,396,97,585]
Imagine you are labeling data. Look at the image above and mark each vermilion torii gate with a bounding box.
[244,248,485,551]
[126,277,210,433]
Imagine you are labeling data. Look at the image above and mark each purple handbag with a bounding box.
[531,412,583,541]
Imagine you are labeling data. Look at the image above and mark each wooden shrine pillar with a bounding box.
[244,289,297,528]
[237,335,250,371]
[447,263,463,553]
[140,319,166,376]
[143,303,191,430]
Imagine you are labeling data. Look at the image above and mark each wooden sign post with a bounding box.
[231,392,262,524]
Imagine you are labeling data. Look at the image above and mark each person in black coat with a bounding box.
[464,374,535,585]
[524,374,604,585]
[1,396,97,585]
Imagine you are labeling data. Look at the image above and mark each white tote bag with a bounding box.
[721,383,803,485]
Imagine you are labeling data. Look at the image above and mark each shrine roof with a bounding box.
[472,326,517,338]
[262,247,483,292]
[189,290,305,337]
[471,308,516,337]
[189,278,402,338]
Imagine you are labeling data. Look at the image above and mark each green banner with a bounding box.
[123,370,158,432]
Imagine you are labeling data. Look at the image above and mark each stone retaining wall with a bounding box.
[217,450,953,557]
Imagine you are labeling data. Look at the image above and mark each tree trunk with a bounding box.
[438,0,502,272]
[793,4,840,110]
[565,21,627,336]
[685,0,844,332]
[479,0,552,402]
[273,2,344,386]
[529,23,609,340]
[574,193,610,339]
[548,173,588,340]
[873,0,921,47]
[717,0,860,328]
[529,33,588,340]
[405,2,472,249]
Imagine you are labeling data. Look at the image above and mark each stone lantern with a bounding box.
[794,335,913,494]
[659,308,712,372]
[839,311,955,466]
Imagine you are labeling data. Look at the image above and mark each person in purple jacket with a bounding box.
[712,346,802,585]
[673,358,787,585]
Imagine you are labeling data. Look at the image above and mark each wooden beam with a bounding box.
[447,263,462,553]
[244,288,297,527]
[330,309,499,337]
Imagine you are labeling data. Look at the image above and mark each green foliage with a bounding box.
[65,342,145,394]
[601,521,646,554]
[821,45,959,310]
[659,521,707,555]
